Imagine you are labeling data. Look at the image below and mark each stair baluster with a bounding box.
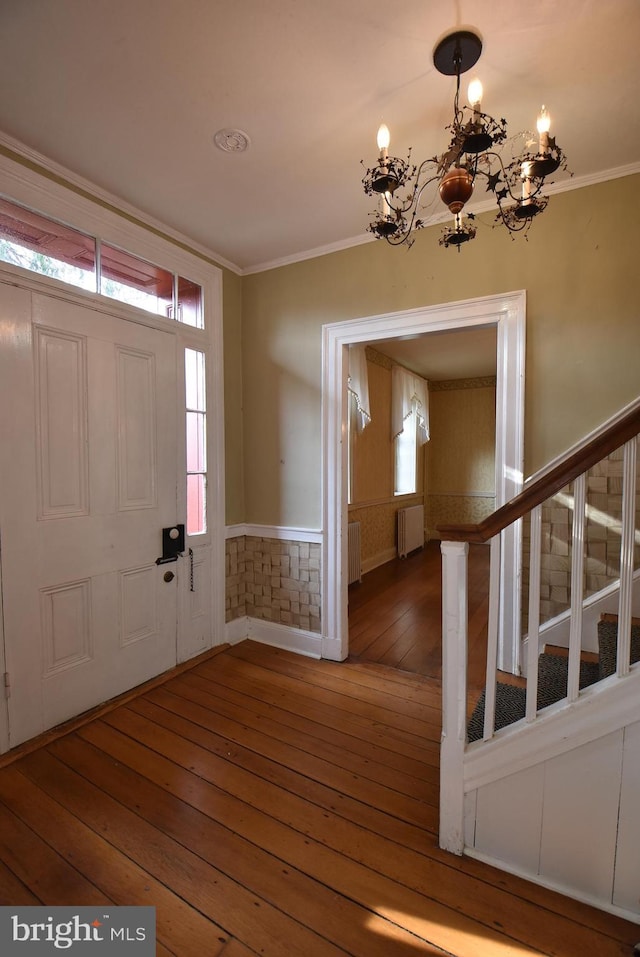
[617,437,637,678]
[567,472,587,702]
[525,504,542,722]
[482,534,501,740]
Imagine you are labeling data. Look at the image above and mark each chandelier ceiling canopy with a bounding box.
[362,28,569,250]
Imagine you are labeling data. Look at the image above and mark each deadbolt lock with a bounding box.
[163,570,175,583]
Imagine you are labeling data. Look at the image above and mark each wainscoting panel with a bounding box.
[467,719,640,921]
[225,529,322,635]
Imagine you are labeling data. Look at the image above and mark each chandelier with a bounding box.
[362,30,569,249]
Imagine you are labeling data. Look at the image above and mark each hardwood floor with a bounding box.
[349,541,491,692]
[0,639,636,956]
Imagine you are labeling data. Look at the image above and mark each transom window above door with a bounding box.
[0,196,203,327]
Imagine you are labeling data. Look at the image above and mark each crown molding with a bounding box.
[243,161,640,276]
[0,130,242,276]
[2,129,638,280]
[242,232,376,276]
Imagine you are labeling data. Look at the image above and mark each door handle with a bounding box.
[156,524,185,564]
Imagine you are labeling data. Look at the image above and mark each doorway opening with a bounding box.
[321,291,526,673]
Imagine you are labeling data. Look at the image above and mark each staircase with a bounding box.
[437,398,640,924]
[468,618,640,742]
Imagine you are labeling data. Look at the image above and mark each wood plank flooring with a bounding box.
[348,541,491,691]
[0,639,637,956]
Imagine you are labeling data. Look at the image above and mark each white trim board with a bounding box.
[464,847,640,927]
[3,129,638,280]
[321,291,526,669]
[225,616,250,646]
[463,666,640,792]
[245,163,640,276]
[224,615,322,659]
[225,524,323,544]
[0,131,241,275]
[247,618,322,659]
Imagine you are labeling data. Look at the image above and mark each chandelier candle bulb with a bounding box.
[377,123,390,162]
[361,28,568,248]
[537,105,551,153]
[468,77,483,112]
[521,162,533,200]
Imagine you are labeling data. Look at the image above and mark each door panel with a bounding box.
[0,285,179,748]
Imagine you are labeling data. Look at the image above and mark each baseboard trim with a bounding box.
[0,644,230,767]
[463,846,640,926]
[361,547,397,575]
[247,617,322,659]
[225,615,250,645]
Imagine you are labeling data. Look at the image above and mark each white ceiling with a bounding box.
[0,0,638,274]
[375,326,498,381]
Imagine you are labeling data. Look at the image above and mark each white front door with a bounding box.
[0,282,180,748]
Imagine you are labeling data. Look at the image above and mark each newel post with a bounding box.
[439,540,469,855]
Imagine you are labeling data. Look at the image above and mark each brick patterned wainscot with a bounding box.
[226,535,321,633]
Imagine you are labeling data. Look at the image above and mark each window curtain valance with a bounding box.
[391,364,429,444]
[347,344,371,433]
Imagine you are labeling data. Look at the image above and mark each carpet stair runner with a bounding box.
[468,617,640,743]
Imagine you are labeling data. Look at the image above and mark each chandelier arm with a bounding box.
[384,159,440,218]
[362,27,569,250]
[386,189,421,216]
[476,151,529,206]
[411,170,444,213]
[494,204,532,233]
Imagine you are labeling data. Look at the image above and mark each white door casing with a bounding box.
[0,142,227,691]
[0,283,181,747]
[321,291,526,672]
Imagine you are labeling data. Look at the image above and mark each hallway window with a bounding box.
[395,414,419,494]
[392,365,429,495]
[185,348,207,535]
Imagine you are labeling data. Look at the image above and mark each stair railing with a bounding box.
[437,399,640,855]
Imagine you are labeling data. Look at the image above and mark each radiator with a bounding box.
[397,505,425,558]
[347,521,362,584]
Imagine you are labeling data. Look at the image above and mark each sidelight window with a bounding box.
[185,348,207,535]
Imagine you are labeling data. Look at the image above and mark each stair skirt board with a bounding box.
[468,654,600,743]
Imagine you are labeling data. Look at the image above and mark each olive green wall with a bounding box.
[238,175,640,528]
[222,267,244,524]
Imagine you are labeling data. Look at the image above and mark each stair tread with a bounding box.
[468,652,600,743]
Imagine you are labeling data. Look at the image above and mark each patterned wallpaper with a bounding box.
[349,496,422,567]
[427,494,496,538]
[426,378,497,538]
[226,535,322,633]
